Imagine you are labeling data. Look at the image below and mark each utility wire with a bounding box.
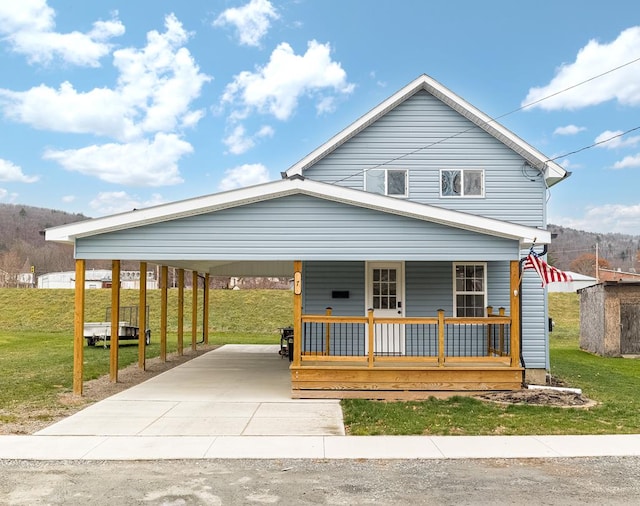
[327,55,640,184]
[547,125,640,162]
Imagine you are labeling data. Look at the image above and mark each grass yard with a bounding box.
[1,288,639,435]
[342,292,640,435]
[0,288,292,428]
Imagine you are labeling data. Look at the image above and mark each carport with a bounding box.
[44,178,322,396]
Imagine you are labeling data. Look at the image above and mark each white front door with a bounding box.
[366,262,405,355]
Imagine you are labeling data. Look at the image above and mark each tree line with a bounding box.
[1,203,638,285]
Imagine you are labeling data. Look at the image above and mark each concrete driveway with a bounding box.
[36,344,345,437]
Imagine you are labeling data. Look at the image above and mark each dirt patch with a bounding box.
[0,345,219,435]
[476,386,597,409]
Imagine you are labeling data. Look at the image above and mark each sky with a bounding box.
[1,0,640,236]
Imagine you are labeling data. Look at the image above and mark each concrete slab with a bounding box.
[0,436,106,459]
[204,436,325,459]
[83,436,216,460]
[430,435,561,459]
[36,345,344,438]
[324,436,445,459]
[534,434,640,457]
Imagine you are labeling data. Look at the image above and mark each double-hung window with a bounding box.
[441,169,484,197]
[453,263,487,317]
[365,168,408,197]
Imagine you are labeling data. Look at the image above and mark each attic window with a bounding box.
[441,169,484,197]
[365,168,408,197]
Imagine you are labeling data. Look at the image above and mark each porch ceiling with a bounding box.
[158,260,294,277]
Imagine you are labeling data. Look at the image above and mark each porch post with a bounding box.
[325,307,332,356]
[437,309,445,367]
[138,261,147,370]
[73,259,85,395]
[292,260,302,367]
[110,260,121,383]
[204,273,210,345]
[192,270,198,351]
[510,260,521,367]
[177,268,184,355]
[160,265,168,362]
[367,308,374,367]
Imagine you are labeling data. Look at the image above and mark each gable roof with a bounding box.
[46,177,550,247]
[283,74,568,187]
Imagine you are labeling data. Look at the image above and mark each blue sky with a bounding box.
[1,1,639,235]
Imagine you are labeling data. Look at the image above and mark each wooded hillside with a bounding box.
[0,204,90,283]
[1,203,638,283]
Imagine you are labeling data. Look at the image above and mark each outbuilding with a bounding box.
[579,282,640,357]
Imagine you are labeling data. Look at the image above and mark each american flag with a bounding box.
[523,253,572,287]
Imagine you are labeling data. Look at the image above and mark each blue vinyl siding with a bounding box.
[76,194,520,262]
[302,261,365,355]
[304,90,546,228]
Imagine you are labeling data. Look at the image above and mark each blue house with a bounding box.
[47,74,568,398]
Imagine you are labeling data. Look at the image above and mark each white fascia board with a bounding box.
[297,179,550,246]
[284,74,567,187]
[45,177,550,247]
[45,179,301,244]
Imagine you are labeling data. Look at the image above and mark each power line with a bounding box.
[547,125,640,162]
[327,56,640,185]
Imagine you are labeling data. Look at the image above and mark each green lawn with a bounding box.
[0,288,292,427]
[1,289,639,435]
[342,293,640,435]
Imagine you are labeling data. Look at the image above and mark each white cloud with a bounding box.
[218,163,270,191]
[61,195,75,203]
[595,130,640,149]
[221,40,354,121]
[0,0,124,66]
[223,124,274,154]
[612,154,640,169]
[213,0,279,47]
[0,158,39,182]
[0,14,210,143]
[522,26,640,110]
[0,188,18,202]
[43,133,191,186]
[89,191,165,216]
[556,203,640,235]
[554,124,586,136]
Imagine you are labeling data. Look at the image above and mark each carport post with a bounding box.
[192,270,198,351]
[110,260,121,382]
[73,259,85,395]
[204,273,210,344]
[160,265,168,362]
[177,268,185,355]
[138,261,147,370]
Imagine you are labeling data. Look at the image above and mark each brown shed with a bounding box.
[579,282,640,357]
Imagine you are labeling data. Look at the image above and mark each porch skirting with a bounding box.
[290,364,524,400]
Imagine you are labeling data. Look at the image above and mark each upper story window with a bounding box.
[365,168,408,197]
[441,169,484,197]
[453,263,487,317]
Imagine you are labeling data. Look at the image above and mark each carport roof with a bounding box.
[45,177,550,247]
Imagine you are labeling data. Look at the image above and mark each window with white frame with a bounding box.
[441,169,484,197]
[453,263,486,317]
[365,168,408,197]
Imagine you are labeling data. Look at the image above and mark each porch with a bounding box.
[290,262,523,398]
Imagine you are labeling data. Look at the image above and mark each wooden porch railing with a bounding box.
[299,308,516,368]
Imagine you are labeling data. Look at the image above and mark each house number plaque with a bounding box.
[294,271,302,295]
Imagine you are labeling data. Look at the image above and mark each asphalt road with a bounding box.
[1,457,639,505]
